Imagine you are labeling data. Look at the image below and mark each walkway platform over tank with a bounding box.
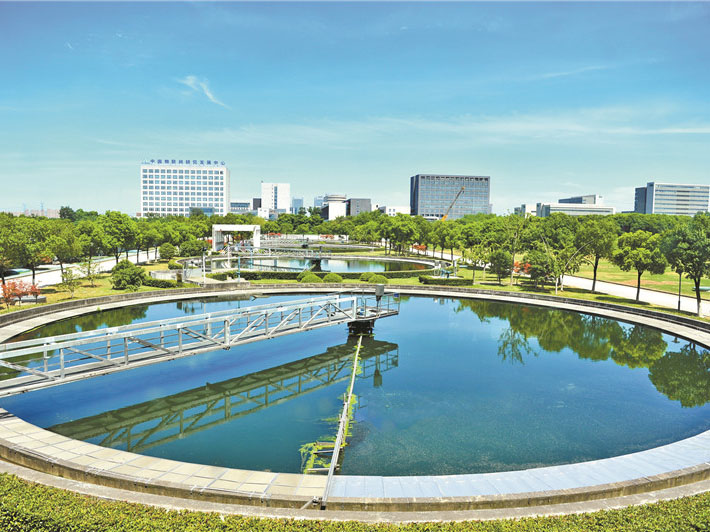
[0,293,399,397]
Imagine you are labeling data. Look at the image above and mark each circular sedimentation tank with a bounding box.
[0,288,709,512]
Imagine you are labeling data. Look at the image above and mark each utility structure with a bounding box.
[0,293,399,397]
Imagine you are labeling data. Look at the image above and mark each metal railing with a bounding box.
[0,293,400,396]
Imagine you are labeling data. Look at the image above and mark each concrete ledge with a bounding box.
[1,285,710,513]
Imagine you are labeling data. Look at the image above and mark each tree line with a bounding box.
[1,206,709,315]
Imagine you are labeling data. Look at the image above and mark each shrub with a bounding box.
[207,272,230,281]
[158,242,176,261]
[418,275,472,286]
[322,272,344,283]
[299,273,323,283]
[142,277,183,289]
[110,260,145,290]
[359,271,375,282]
[167,260,183,270]
[296,270,311,282]
[368,274,388,284]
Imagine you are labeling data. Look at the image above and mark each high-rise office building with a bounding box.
[410,174,491,220]
[140,159,229,217]
[634,182,710,216]
[261,182,291,212]
[313,196,325,209]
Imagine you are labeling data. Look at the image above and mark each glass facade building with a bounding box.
[635,182,709,216]
[140,159,229,217]
[410,174,491,220]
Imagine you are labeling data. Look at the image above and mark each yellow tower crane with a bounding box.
[440,186,465,221]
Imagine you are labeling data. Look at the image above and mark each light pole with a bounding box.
[201,252,206,286]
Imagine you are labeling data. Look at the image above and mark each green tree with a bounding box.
[159,242,177,261]
[0,214,15,285]
[59,269,81,298]
[576,216,619,292]
[13,217,51,284]
[76,219,105,263]
[389,214,418,254]
[660,214,710,316]
[99,211,138,264]
[488,249,512,284]
[612,230,667,301]
[48,220,81,275]
[79,259,99,288]
[179,238,208,257]
[59,206,77,222]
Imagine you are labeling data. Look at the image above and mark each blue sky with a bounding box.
[1,1,709,214]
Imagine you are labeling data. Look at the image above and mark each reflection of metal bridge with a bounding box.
[49,339,399,454]
[0,294,399,397]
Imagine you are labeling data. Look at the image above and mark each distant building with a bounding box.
[558,194,603,205]
[252,198,262,210]
[536,203,615,217]
[140,159,229,217]
[291,197,304,214]
[261,182,291,211]
[322,194,347,220]
[378,205,411,217]
[513,204,537,217]
[346,198,371,217]
[10,207,60,218]
[634,182,709,216]
[634,187,647,213]
[313,196,325,209]
[410,174,491,220]
[230,201,251,214]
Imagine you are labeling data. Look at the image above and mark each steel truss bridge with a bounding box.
[0,294,399,397]
[49,338,399,454]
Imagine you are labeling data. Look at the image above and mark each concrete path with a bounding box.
[411,247,709,317]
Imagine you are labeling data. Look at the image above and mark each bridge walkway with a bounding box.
[0,293,399,397]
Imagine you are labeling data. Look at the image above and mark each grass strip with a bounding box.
[1,473,709,531]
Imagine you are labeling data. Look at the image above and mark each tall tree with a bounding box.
[13,217,51,284]
[612,230,667,301]
[576,216,619,292]
[99,211,138,264]
[0,214,15,285]
[48,220,82,275]
[660,213,710,316]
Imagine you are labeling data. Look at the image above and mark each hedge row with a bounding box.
[207,267,437,282]
[419,275,474,286]
[1,473,709,531]
[142,278,187,289]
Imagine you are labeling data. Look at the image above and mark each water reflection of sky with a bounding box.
[1,294,708,476]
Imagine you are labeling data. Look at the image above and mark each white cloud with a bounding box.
[177,75,230,109]
[531,64,611,81]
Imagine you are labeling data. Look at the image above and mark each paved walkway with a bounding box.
[414,248,709,317]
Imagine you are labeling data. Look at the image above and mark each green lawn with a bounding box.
[575,259,710,300]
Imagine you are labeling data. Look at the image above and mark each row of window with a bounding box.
[143,186,223,191]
